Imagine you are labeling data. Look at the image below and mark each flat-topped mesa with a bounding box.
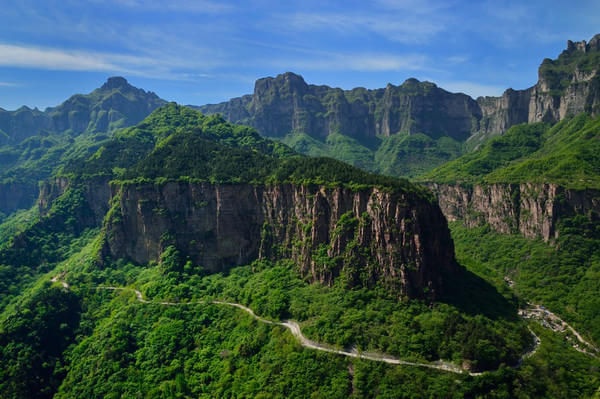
[197,72,481,142]
[104,181,459,299]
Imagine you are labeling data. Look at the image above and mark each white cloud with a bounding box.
[0,44,119,71]
[0,43,225,80]
[0,81,19,87]
[282,11,446,44]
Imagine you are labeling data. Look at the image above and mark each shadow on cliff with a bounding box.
[438,264,519,320]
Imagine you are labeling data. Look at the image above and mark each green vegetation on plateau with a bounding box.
[423,113,600,188]
[58,104,425,200]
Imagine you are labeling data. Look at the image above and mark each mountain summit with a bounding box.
[100,76,131,91]
[0,76,166,145]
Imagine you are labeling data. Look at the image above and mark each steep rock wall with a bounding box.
[429,183,600,241]
[105,182,458,298]
[0,182,40,216]
[198,73,480,142]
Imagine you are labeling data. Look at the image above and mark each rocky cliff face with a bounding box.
[429,183,600,241]
[0,182,39,216]
[198,73,481,141]
[38,177,112,226]
[104,182,458,298]
[476,89,532,140]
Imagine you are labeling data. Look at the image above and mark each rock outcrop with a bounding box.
[0,182,39,216]
[429,183,600,242]
[475,34,600,140]
[38,177,112,226]
[104,182,458,298]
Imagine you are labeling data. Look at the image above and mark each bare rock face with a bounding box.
[429,183,600,242]
[105,182,459,298]
[199,35,600,143]
[197,73,481,142]
[37,177,113,227]
[0,182,39,216]
[477,88,532,137]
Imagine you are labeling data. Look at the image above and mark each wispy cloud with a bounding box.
[82,0,234,13]
[0,43,225,80]
[0,44,119,71]
[445,55,469,65]
[0,81,19,87]
[281,11,447,44]
[269,52,429,72]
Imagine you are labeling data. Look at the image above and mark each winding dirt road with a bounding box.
[90,285,511,376]
[50,277,576,375]
[50,269,600,377]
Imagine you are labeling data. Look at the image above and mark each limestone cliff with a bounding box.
[429,183,600,242]
[104,182,458,298]
[475,34,600,140]
[197,73,480,141]
[38,177,112,226]
[0,182,39,216]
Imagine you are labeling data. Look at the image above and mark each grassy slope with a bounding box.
[422,114,600,189]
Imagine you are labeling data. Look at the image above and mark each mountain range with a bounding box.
[195,34,600,174]
[0,34,599,398]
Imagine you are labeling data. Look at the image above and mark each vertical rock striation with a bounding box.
[197,73,481,142]
[429,183,600,242]
[104,182,459,298]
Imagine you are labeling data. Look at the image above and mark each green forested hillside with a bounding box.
[423,114,600,189]
[3,104,592,398]
[280,130,464,179]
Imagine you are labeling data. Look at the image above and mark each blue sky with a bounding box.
[0,0,598,111]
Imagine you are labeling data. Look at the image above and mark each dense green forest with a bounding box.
[1,104,600,398]
[280,130,464,179]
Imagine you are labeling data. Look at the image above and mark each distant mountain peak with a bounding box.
[565,34,600,54]
[101,76,131,91]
